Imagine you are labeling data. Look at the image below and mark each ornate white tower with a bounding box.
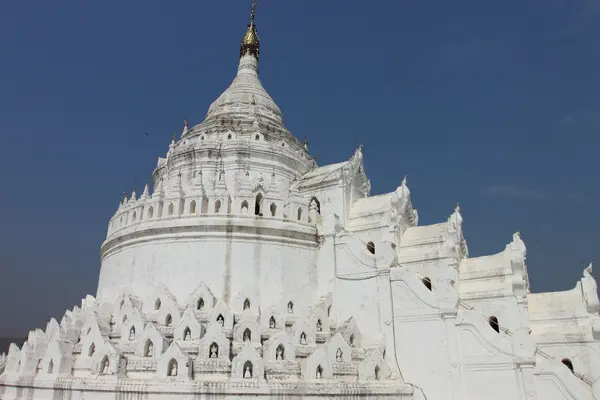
[98,1,321,310]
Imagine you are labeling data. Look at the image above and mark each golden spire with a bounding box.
[240,0,260,59]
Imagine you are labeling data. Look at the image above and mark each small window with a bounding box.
[100,356,109,375]
[183,327,192,341]
[148,206,154,219]
[88,343,96,357]
[165,314,172,326]
[243,328,252,342]
[562,358,574,373]
[255,193,263,216]
[422,277,432,291]
[287,301,294,313]
[255,134,260,141]
[297,207,302,221]
[349,334,355,347]
[276,344,285,360]
[48,359,54,374]
[190,200,197,214]
[132,212,137,221]
[374,365,381,380]
[316,365,324,379]
[197,298,204,310]
[144,340,153,357]
[227,134,232,140]
[327,305,332,317]
[209,342,219,358]
[270,203,277,217]
[243,298,251,310]
[215,199,222,213]
[168,203,174,216]
[309,196,321,214]
[241,200,249,214]
[243,360,253,378]
[367,241,375,254]
[155,299,161,311]
[299,331,307,344]
[489,316,500,333]
[167,359,178,377]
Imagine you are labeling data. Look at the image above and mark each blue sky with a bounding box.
[0,0,598,337]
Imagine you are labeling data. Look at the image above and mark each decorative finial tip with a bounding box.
[251,0,258,24]
[402,176,407,186]
[455,202,460,213]
[184,118,188,127]
[240,0,260,59]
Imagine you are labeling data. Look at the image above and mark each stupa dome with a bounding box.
[205,55,284,127]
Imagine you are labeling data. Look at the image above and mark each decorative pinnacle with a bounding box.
[251,0,258,25]
[184,118,188,128]
[241,0,260,59]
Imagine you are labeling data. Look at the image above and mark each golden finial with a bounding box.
[240,0,260,59]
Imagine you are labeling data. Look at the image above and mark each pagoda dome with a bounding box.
[202,0,283,130]
[205,54,284,127]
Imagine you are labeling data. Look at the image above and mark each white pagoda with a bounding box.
[2,3,600,399]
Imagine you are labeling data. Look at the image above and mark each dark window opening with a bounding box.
[489,316,500,333]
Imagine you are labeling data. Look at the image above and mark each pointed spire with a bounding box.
[120,191,127,207]
[181,118,189,137]
[240,0,260,59]
[130,190,137,202]
[168,133,176,157]
[402,176,407,187]
[585,262,593,278]
[141,184,150,200]
[449,201,463,227]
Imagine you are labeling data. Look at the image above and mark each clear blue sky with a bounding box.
[0,0,598,337]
